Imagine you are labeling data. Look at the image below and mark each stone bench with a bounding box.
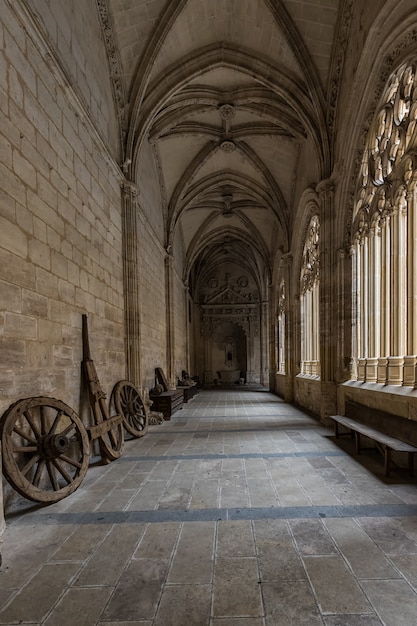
[329,413,417,477]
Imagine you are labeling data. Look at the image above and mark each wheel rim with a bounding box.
[112,380,148,438]
[97,416,124,461]
[0,397,90,503]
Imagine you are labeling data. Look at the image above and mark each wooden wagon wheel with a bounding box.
[111,380,148,438]
[0,397,90,503]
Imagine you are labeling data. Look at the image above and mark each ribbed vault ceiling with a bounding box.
[106,0,341,299]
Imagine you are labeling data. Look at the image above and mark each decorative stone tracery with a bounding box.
[300,215,320,377]
[352,62,417,385]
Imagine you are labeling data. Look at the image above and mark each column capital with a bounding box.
[121,180,139,198]
[315,178,335,196]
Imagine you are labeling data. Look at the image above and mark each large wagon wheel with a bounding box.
[111,380,148,438]
[0,397,90,503]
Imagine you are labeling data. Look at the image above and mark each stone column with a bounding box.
[388,191,406,385]
[377,211,391,383]
[405,180,417,386]
[283,254,294,401]
[260,299,269,386]
[165,251,176,388]
[349,244,358,380]
[121,182,141,386]
[184,280,190,376]
[317,180,337,417]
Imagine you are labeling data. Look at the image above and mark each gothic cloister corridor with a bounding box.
[2,388,417,625]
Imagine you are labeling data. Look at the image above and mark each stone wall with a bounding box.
[294,376,321,419]
[23,0,120,156]
[0,4,125,512]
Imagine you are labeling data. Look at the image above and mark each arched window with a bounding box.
[352,62,417,386]
[277,279,286,374]
[300,215,320,377]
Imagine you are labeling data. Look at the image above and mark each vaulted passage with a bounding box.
[3,1,417,620]
[3,389,417,624]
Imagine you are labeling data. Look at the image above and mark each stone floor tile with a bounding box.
[117,472,148,489]
[74,523,145,587]
[96,488,137,511]
[244,458,268,477]
[210,617,265,626]
[216,520,256,558]
[43,586,113,626]
[262,580,322,625]
[50,523,111,561]
[101,558,169,621]
[158,486,191,509]
[303,555,371,614]
[168,521,215,584]
[150,460,179,479]
[357,517,417,554]
[153,583,211,625]
[289,519,338,555]
[393,516,417,542]
[254,519,306,581]
[323,615,382,625]
[388,553,417,584]
[220,482,250,508]
[324,518,400,579]
[274,478,311,506]
[127,480,167,509]
[190,478,219,508]
[1,523,77,589]
[212,557,263,618]
[247,478,279,507]
[99,622,152,626]
[0,562,81,624]
[3,389,417,625]
[133,522,180,559]
[360,579,417,625]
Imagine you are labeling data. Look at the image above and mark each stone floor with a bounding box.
[2,387,417,625]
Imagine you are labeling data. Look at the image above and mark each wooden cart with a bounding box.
[0,315,147,504]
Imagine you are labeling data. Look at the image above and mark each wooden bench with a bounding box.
[329,413,417,477]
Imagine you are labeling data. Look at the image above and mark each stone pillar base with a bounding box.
[387,356,404,385]
[377,357,388,384]
[403,355,417,386]
[365,357,378,383]
[357,358,366,381]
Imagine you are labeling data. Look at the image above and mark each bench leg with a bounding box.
[354,431,361,454]
[384,447,391,477]
[409,453,415,477]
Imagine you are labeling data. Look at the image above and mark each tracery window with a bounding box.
[352,62,417,385]
[300,215,320,377]
[277,279,286,374]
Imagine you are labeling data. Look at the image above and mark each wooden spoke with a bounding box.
[111,380,149,438]
[23,410,41,438]
[21,454,41,477]
[48,410,64,436]
[52,458,73,484]
[46,460,60,491]
[12,426,37,445]
[0,397,90,503]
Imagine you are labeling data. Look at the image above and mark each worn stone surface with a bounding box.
[2,390,416,624]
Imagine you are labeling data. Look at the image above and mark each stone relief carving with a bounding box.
[278,279,285,315]
[300,215,320,294]
[96,0,127,145]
